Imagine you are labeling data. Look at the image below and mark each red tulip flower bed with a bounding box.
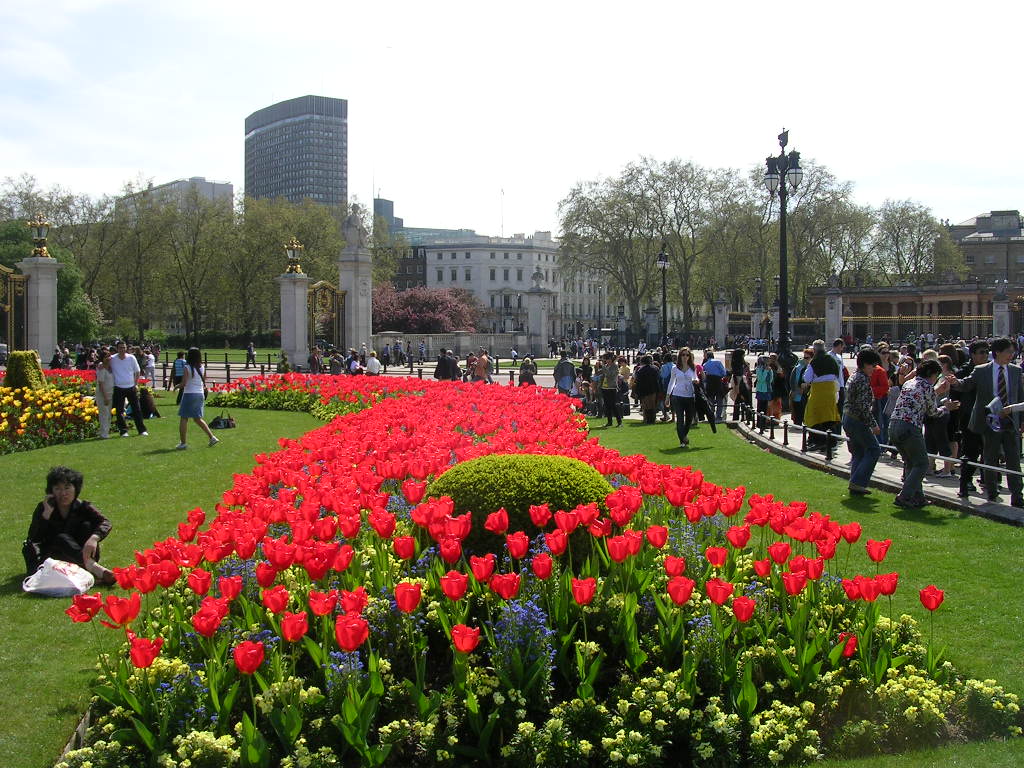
[61,377,1021,768]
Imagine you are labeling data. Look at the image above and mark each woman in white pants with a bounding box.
[95,351,114,439]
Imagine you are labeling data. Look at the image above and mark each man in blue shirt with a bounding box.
[701,350,728,423]
[658,353,675,422]
[789,349,812,425]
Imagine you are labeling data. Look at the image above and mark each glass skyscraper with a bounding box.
[244,95,348,205]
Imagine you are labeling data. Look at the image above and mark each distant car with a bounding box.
[748,339,769,353]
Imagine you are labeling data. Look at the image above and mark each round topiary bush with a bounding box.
[426,453,614,556]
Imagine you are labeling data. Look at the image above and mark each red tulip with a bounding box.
[341,587,368,615]
[440,570,469,601]
[816,537,837,560]
[571,577,597,606]
[132,567,158,594]
[554,510,579,533]
[838,631,858,658]
[767,541,791,565]
[726,525,751,549]
[732,595,755,622]
[402,479,426,504]
[393,536,416,560]
[623,529,644,555]
[100,592,141,628]
[607,535,631,563]
[855,575,881,602]
[840,578,860,600]
[663,555,686,577]
[439,538,463,564]
[470,554,495,582]
[544,529,568,556]
[839,522,862,544]
[704,546,728,568]
[645,525,668,549]
[666,576,695,606]
[127,631,164,668]
[394,582,422,613]
[490,573,521,600]
[919,584,945,611]
[308,589,339,616]
[218,576,243,601]
[451,623,481,653]
[261,585,290,614]
[368,510,397,539]
[66,593,103,623]
[529,503,552,528]
[485,508,509,535]
[254,562,278,588]
[506,531,530,559]
[338,514,361,539]
[532,553,553,580]
[705,577,734,606]
[804,557,825,581]
[332,544,354,572]
[752,558,772,577]
[262,536,295,569]
[876,572,899,596]
[866,538,892,563]
[281,611,308,642]
[335,614,370,652]
[781,571,807,596]
[588,518,612,538]
[233,640,265,674]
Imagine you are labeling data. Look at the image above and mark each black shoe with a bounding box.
[1012,496,1024,509]
[957,488,971,499]
[987,491,1002,503]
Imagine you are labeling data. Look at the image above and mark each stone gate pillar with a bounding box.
[713,290,729,348]
[825,276,843,343]
[993,280,1011,338]
[16,256,62,358]
[338,204,373,351]
[276,267,310,371]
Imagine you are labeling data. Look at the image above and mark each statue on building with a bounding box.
[342,203,369,251]
[530,266,544,290]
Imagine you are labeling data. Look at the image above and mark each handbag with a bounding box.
[23,558,95,597]
[209,411,236,429]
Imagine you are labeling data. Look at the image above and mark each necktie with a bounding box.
[999,366,1010,427]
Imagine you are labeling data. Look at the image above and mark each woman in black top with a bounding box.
[24,466,115,584]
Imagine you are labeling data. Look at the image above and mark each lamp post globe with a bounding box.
[763,131,802,371]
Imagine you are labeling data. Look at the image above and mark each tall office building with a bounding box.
[244,95,348,205]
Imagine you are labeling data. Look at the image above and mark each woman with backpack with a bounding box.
[176,347,219,450]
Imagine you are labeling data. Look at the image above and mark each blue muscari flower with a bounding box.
[490,595,556,671]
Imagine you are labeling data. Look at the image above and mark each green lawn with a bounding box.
[0,395,318,768]
[589,417,1024,767]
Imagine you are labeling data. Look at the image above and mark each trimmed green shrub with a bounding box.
[5,350,45,389]
[426,453,613,555]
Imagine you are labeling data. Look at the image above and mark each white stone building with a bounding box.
[422,231,607,341]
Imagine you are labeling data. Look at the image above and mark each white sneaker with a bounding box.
[140,431,149,436]
[208,436,220,447]
[175,443,187,450]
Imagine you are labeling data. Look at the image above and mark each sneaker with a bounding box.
[893,496,925,509]
[935,471,954,479]
[120,433,129,438]
[175,443,187,450]
[140,431,149,437]
[209,436,220,447]
[848,485,871,495]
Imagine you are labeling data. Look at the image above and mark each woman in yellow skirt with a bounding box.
[802,340,841,447]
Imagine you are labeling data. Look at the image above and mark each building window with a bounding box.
[490,295,495,307]
[1016,253,1024,263]
[490,252,495,259]
[490,268,496,281]
[465,252,471,259]
[464,268,471,281]
[503,268,509,281]
[965,253,975,264]
[985,252,995,264]
[450,268,457,281]
[517,253,522,260]
[436,269,443,282]
[436,254,442,261]
[516,268,523,281]
[450,252,456,259]
[504,252,509,259]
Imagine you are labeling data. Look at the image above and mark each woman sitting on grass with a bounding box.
[23,466,116,585]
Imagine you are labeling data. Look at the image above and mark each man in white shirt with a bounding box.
[109,341,147,437]
[829,338,848,413]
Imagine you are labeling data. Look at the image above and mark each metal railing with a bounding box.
[736,402,1024,486]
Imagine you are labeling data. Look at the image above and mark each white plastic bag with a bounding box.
[22,558,95,597]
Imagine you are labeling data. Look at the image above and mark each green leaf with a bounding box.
[342,692,361,724]
[130,717,156,752]
[269,704,303,748]
[301,635,324,666]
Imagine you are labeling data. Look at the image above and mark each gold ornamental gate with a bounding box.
[308,281,346,351]
[0,263,27,353]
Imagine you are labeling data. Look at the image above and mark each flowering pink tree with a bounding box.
[373,284,482,332]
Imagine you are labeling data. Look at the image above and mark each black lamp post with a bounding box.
[764,130,803,369]
[596,285,602,350]
[657,242,669,346]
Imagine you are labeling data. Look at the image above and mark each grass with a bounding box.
[588,416,1024,767]
[0,393,318,768]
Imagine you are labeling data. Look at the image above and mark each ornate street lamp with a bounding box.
[596,284,603,349]
[26,212,52,258]
[764,130,803,369]
[656,242,670,346]
[284,237,304,273]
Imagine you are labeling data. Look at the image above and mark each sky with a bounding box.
[2,0,1021,237]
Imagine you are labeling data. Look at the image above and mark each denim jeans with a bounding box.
[671,396,696,443]
[888,419,927,502]
[873,398,891,447]
[843,416,881,489]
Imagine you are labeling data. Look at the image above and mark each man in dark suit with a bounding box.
[954,337,1024,506]
[954,340,991,498]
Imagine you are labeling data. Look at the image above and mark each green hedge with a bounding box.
[5,350,45,389]
[426,453,613,556]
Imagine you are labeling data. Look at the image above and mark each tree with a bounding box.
[872,200,961,284]
[372,284,481,332]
